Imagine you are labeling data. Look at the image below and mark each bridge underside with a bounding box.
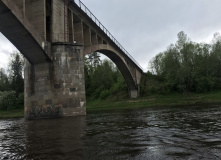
[0,0,50,64]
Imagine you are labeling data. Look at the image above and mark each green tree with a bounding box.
[8,52,24,94]
[0,68,10,91]
[84,53,127,99]
[149,31,221,93]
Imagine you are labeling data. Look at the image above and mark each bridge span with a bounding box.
[0,0,143,119]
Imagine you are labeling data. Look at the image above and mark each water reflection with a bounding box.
[0,116,86,160]
[0,105,221,159]
[24,116,86,160]
[84,106,221,159]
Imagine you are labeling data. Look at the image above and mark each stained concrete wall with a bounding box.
[51,0,66,42]
[25,43,86,119]
[74,21,84,44]
[14,0,23,11]
[0,0,50,64]
[25,0,46,40]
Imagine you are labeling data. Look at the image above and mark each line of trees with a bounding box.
[0,52,24,110]
[2,31,220,111]
[0,51,128,110]
[148,31,221,93]
[84,52,128,99]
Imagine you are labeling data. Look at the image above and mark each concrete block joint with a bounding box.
[25,43,86,119]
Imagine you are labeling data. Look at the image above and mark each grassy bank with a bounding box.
[87,91,221,112]
[1,91,221,118]
[0,109,24,119]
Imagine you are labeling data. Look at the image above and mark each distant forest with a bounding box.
[1,31,221,110]
[144,31,221,94]
[0,52,24,110]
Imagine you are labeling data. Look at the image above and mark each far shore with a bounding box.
[1,91,221,118]
[87,91,221,112]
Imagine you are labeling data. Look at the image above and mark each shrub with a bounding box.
[0,91,17,110]
[100,90,110,99]
[17,92,24,109]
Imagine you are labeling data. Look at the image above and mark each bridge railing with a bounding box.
[71,0,143,71]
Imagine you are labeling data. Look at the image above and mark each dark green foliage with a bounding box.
[150,31,221,93]
[9,52,24,94]
[0,68,10,91]
[84,53,127,100]
[0,52,24,110]
[17,92,24,107]
[0,91,17,110]
[140,71,169,96]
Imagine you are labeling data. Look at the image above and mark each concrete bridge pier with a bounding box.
[0,0,143,119]
[24,43,86,119]
[130,89,139,98]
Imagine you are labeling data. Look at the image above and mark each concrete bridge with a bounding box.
[0,0,143,119]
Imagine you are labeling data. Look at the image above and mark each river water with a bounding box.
[0,105,221,160]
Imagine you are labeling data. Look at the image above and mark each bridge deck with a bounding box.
[0,0,50,64]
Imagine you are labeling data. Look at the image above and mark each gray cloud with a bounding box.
[82,0,221,70]
[1,0,221,71]
[0,33,18,69]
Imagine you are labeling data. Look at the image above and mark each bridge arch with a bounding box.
[84,44,141,98]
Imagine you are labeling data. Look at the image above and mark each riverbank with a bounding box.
[0,109,24,118]
[87,91,221,112]
[1,91,221,118]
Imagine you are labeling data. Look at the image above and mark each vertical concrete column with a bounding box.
[24,60,56,119]
[97,35,104,44]
[52,43,86,116]
[68,10,74,42]
[74,21,84,44]
[83,25,91,53]
[25,0,46,40]
[130,90,139,98]
[51,0,65,42]
[24,43,86,119]
[91,32,98,45]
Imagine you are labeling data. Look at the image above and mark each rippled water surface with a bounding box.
[1,105,221,159]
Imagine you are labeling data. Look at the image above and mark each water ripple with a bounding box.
[0,105,221,159]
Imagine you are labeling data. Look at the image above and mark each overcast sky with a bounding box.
[1,0,221,71]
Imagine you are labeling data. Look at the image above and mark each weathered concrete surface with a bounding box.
[25,43,86,119]
[1,0,143,119]
[25,0,46,40]
[0,0,50,64]
[51,0,66,42]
